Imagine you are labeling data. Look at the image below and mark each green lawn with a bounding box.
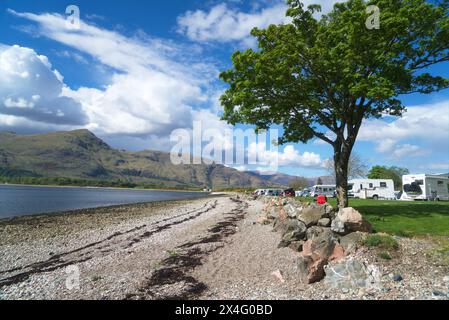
[296,198,449,237]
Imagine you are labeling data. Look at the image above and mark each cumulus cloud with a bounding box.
[359,101,449,158]
[248,143,322,168]
[0,44,87,126]
[7,9,222,139]
[177,0,342,45]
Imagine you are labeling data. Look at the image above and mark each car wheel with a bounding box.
[373,195,379,200]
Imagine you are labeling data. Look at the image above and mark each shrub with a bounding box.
[363,234,399,250]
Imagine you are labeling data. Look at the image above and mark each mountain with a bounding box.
[0,130,291,190]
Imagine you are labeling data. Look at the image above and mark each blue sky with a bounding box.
[0,0,448,177]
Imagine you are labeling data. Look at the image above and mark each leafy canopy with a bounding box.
[220,0,449,147]
[368,165,410,189]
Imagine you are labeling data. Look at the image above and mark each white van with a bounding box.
[401,174,449,201]
[348,179,395,200]
[310,185,336,198]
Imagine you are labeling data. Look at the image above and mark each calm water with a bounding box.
[0,184,209,218]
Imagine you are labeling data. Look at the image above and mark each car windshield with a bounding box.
[403,182,423,195]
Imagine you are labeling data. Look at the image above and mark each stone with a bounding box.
[297,228,339,284]
[432,290,446,297]
[289,240,305,252]
[329,244,346,262]
[303,227,338,256]
[324,204,336,219]
[297,255,328,284]
[324,259,371,291]
[256,216,271,225]
[331,207,373,235]
[284,203,299,219]
[271,270,285,283]
[318,218,331,227]
[274,219,307,239]
[275,219,307,248]
[393,274,403,282]
[339,232,365,254]
[331,218,346,234]
[297,207,326,227]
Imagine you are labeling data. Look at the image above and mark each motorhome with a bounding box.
[348,179,395,200]
[401,174,449,201]
[310,185,336,198]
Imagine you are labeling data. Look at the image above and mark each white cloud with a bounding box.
[0,44,87,126]
[7,10,223,139]
[359,101,449,158]
[426,162,449,171]
[248,143,322,168]
[177,1,341,44]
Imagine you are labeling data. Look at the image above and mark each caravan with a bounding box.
[310,185,336,198]
[401,174,449,201]
[348,179,395,200]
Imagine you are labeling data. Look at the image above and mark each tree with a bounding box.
[316,177,323,185]
[325,153,368,179]
[220,0,449,208]
[289,176,309,190]
[368,165,409,189]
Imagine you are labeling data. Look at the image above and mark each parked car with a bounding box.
[284,188,295,197]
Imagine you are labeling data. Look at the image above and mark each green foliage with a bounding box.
[378,251,393,260]
[368,165,409,189]
[221,0,449,144]
[363,234,399,250]
[220,0,449,206]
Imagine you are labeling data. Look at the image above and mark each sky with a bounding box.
[0,0,448,178]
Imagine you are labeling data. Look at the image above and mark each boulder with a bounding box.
[324,259,382,292]
[297,255,328,284]
[329,244,346,262]
[331,207,373,235]
[297,228,339,284]
[284,203,300,219]
[318,218,331,227]
[275,219,307,248]
[302,228,338,259]
[339,232,365,254]
[289,240,305,252]
[324,204,335,218]
[274,218,307,237]
[297,207,326,227]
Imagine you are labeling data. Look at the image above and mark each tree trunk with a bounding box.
[334,147,350,209]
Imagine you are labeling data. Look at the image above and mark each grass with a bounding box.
[378,251,393,260]
[296,197,449,237]
[167,250,179,258]
[363,234,399,250]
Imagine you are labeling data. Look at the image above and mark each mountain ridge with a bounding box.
[0,130,296,189]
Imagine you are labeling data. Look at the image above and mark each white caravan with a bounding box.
[401,174,449,201]
[310,185,336,198]
[348,179,395,200]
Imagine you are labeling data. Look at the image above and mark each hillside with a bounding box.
[0,130,289,189]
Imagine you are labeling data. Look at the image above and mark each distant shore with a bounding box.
[0,182,207,193]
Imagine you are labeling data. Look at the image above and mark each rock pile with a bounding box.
[258,197,373,284]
